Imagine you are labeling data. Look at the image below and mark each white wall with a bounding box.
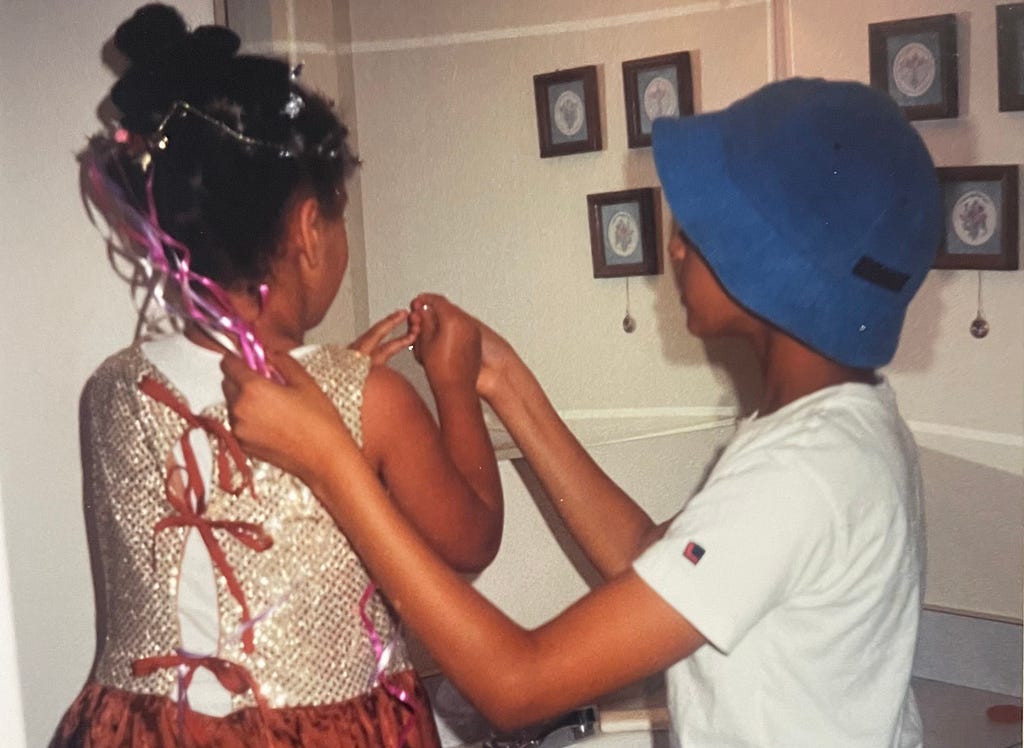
[0,3,214,744]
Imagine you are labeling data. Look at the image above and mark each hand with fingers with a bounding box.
[221,352,356,487]
[408,294,482,394]
[409,293,518,401]
[347,309,420,366]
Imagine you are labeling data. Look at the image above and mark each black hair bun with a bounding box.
[190,25,242,63]
[114,4,189,66]
[114,4,240,67]
[110,4,242,134]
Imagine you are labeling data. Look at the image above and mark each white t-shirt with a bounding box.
[634,380,923,748]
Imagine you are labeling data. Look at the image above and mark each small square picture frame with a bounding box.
[622,51,694,148]
[997,3,1024,112]
[533,66,602,158]
[587,188,661,278]
[934,165,1019,271]
[868,13,958,120]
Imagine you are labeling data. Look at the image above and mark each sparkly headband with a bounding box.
[138,65,342,161]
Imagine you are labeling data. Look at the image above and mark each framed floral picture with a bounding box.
[997,3,1024,111]
[587,188,661,278]
[868,14,958,120]
[622,51,694,148]
[934,165,1019,271]
[533,66,602,158]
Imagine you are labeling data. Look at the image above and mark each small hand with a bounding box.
[348,309,419,366]
[221,352,354,483]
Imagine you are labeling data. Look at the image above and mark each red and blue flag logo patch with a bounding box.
[683,541,705,565]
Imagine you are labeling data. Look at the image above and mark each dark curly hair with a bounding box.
[95,3,358,288]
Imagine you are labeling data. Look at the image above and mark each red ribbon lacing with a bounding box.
[139,375,272,654]
[133,651,274,746]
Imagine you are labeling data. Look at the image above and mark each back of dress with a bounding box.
[83,342,412,713]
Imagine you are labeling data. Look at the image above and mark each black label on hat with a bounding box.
[852,256,909,293]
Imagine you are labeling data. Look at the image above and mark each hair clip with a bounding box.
[139,96,346,163]
[283,91,304,119]
[150,99,299,157]
[283,63,306,119]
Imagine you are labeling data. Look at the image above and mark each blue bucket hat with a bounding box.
[652,77,941,368]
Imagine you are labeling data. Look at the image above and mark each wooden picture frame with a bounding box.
[622,51,694,149]
[587,188,661,278]
[997,3,1024,111]
[869,14,958,120]
[934,166,1019,271]
[533,66,602,158]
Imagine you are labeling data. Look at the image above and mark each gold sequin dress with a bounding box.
[54,341,440,747]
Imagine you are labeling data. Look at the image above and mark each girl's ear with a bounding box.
[289,195,325,271]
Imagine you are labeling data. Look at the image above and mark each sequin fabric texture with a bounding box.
[84,343,411,711]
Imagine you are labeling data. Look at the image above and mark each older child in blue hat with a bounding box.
[222,78,940,748]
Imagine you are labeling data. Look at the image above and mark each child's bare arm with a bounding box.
[413,294,661,579]
[360,364,502,573]
[409,294,503,526]
[329,306,500,573]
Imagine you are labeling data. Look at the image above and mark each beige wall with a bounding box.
[224,0,367,345]
[1,0,1020,742]
[342,0,1022,622]
[350,0,770,415]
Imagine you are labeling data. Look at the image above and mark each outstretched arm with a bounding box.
[360,364,502,573]
[412,295,664,579]
[222,353,705,730]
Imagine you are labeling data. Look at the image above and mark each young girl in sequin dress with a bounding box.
[53,5,502,746]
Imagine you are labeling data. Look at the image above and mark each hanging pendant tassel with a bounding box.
[622,277,637,333]
[970,270,989,339]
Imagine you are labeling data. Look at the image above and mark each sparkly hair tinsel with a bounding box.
[83,62,341,380]
[80,98,296,375]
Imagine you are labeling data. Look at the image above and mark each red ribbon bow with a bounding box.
[133,651,273,746]
[140,376,272,654]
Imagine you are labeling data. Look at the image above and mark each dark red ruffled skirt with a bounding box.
[52,670,441,748]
